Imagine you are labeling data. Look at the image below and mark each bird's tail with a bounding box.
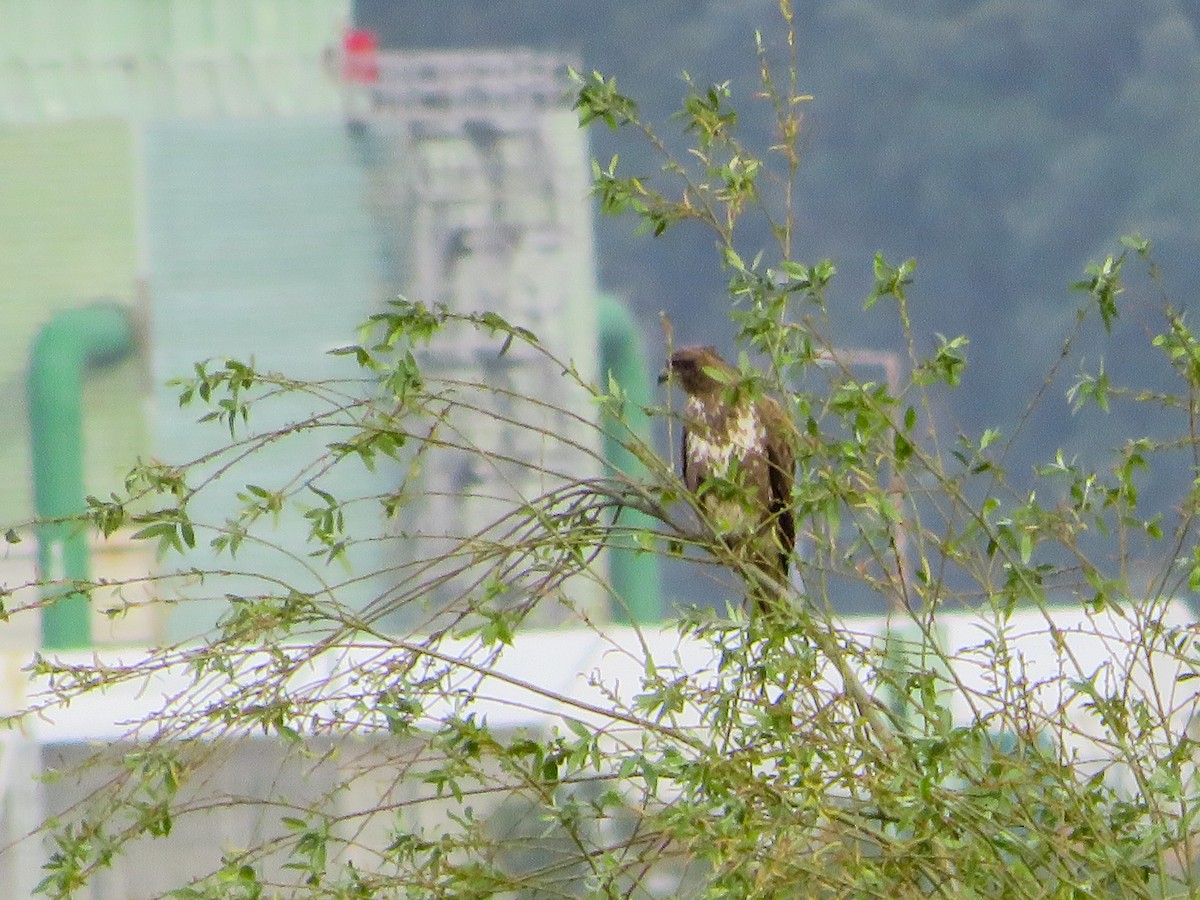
[742,546,794,618]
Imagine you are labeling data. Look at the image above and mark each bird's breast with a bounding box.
[685,397,766,473]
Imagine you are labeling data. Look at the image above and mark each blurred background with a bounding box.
[3,0,1200,644]
[4,4,1200,894]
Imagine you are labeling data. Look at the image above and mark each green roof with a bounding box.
[0,0,350,122]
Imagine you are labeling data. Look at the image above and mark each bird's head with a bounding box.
[658,345,733,396]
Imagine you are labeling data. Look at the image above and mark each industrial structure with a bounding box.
[0,2,660,893]
[0,1,659,646]
[344,48,610,623]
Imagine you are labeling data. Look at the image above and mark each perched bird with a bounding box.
[659,346,796,609]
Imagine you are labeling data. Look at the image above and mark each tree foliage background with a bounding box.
[361,0,1200,530]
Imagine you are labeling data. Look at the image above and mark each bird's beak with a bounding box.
[657,367,670,385]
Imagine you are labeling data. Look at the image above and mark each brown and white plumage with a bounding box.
[660,346,796,606]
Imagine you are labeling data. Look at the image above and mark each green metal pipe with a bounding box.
[598,293,662,623]
[28,302,135,649]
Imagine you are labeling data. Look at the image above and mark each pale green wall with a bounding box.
[0,120,144,525]
[143,118,388,640]
[0,0,353,529]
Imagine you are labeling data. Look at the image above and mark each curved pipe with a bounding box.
[28,303,135,649]
[598,294,662,623]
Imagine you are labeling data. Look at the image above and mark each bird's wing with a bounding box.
[763,399,796,564]
[681,422,703,494]
[680,423,691,490]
